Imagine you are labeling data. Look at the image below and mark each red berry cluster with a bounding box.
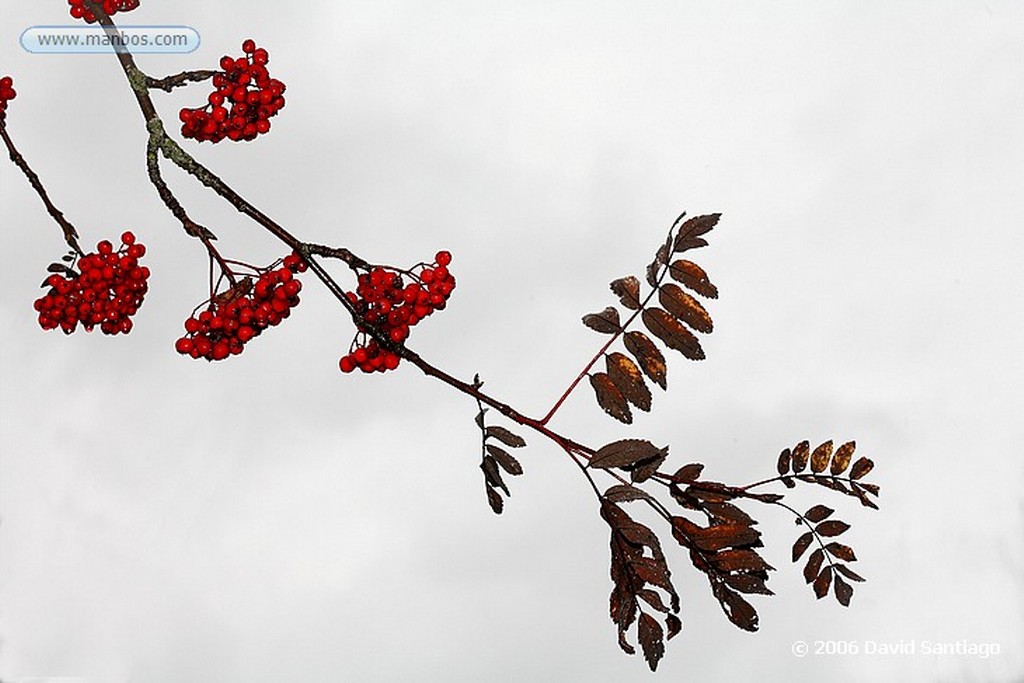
[34,231,149,335]
[179,40,286,143]
[0,76,15,120]
[68,0,139,23]
[339,250,455,374]
[174,253,307,361]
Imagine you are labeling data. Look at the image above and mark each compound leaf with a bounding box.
[777,448,792,475]
[850,456,875,480]
[813,566,833,599]
[610,275,642,310]
[791,441,810,473]
[815,520,850,537]
[606,352,652,412]
[831,441,855,475]
[825,542,857,562]
[810,440,833,473]
[590,373,632,424]
[591,439,663,470]
[623,331,667,390]
[486,444,523,476]
[605,485,657,504]
[673,213,720,253]
[668,259,719,299]
[583,306,621,334]
[833,573,854,606]
[804,505,834,523]
[485,426,526,448]
[638,613,665,672]
[642,308,705,360]
[792,531,814,562]
[658,283,713,334]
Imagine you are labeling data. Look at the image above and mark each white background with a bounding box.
[1,2,1022,681]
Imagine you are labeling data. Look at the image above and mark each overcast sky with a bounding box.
[2,2,1023,682]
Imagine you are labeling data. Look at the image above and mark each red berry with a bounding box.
[435,250,452,266]
[211,341,230,361]
[35,231,148,336]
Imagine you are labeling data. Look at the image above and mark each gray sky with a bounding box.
[2,2,1023,681]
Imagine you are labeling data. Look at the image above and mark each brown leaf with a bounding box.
[833,573,854,606]
[682,520,761,552]
[642,308,705,360]
[855,481,880,496]
[673,213,720,253]
[815,520,850,537]
[819,475,851,494]
[623,331,667,390]
[486,486,503,514]
[724,573,774,596]
[486,444,523,476]
[852,483,880,510]
[665,614,683,640]
[616,630,636,656]
[850,456,875,480]
[810,440,833,474]
[831,441,855,475]
[654,243,670,269]
[638,612,665,672]
[814,475,849,494]
[604,485,656,504]
[630,560,674,596]
[591,439,663,470]
[813,566,833,599]
[672,463,704,483]
[791,440,810,473]
[582,306,621,334]
[589,373,632,424]
[803,548,825,583]
[645,242,670,289]
[673,237,708,253]
[485,426,526,448]
[609,275,642,310]
[606,352,652,412]
[792,531,814,562]
[715,584,759,632]
[776,448,791,475]
[825,542,857,562]
[703,502,754,525]
[668,259,719,299]
[711,549,773,573]
[480,455,509,495]
[804,505,834,523]
[645,260,660,287]
[658,283,713,334]
[637,589,669,614]
[620,524,662,552]
[835,564,865,582]
[629,451,667,484]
